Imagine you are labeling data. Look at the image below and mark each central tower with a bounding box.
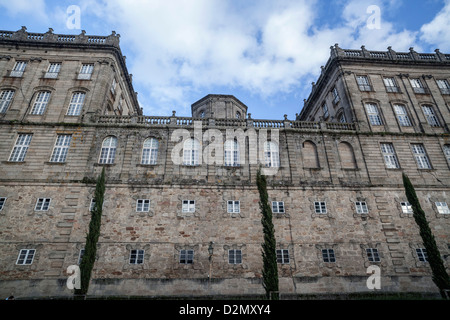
[191,94,248,119]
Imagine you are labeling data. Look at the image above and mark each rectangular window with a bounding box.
[380,143,400,169]
[50,135,72,163]
[393,105,412,126]
[78,64,94,80]
[276,249,290,264]
[401,201,413,214]
[422,105,440,127]
[228,249,242,264]
[410,78,427,94]
[383,77,399,92]
[416,248,428,262]
[332,87,340,104]
[35,198,51,211]
[182,200,195,213]
[10,61,27,77]
[136,199,150,212]
[322,103,329,119]
[179,249,194,264]
[411,144,432,169]
[272,201,285,214]
[111,78,117,94]
[30,91,51,115]
[9,134,32,162]
[322,249,335,262]
[356,75,372,91]
[227,200,240,213]
[45,63,61,78]
[0,197,6,211]
[436,79,450,95]
[366,248,380,262]
[66,92,86,116]
[0,90,15,113]
[436,202,450,214]
[16,249,35,265]
[355,201,368,214]
[129,249,144,264]
[365,103,382,125]
[314,201,327,214]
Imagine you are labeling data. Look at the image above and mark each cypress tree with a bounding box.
[75,167,106,297]
[402,173,450,298]
[256,169,279,300]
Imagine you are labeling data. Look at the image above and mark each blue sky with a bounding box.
[0,0,449,120]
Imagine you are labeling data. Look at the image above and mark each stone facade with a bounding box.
[0,28,449,299]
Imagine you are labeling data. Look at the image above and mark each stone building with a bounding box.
[0,28,449,299]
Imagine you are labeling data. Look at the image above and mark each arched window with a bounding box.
[365,103,382,125]
[99,136,117,164]
[338,142,357,169]
[224,139,240,166]
[235,111,241,119]
[30,91,51,115]
[0,89,15,113]
[264,141,279,168]
[141,138,158,165]
[302,141,319,168]
[67,92,86,116]
[183,138,200,166]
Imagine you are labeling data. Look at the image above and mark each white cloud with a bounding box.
[420,0,450,51]
[0,0,49,24]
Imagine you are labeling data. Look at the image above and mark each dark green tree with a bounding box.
[75,167,106,297]
[402,173,450,298]
[256,169,279,300]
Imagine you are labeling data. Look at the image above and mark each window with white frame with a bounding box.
[332,87,340,104]
[10,61,27,77]
[179,249,194,264]
[366,248,380,262]
[78,64,94,80]
[99,136,117,164]
[111,77,117,94]
[35,198,51,211]
[355,201,369,214]
[401,201,413,214]
[30,91,51,115]
[264,141,280,168]
[50,135,72,163]
[435,202,450,214]
[224,139,240,167]
[436,79,450,94]
[322,103,329,119]
[45,63,61,78]
[141,137,158,165]
[411,144,431,169]
[365,103,382,125]
[276,249,290,264]
[182,200,195,213]
[410,78,427,94]
[9,133,32,162]
[314,201,327,214]
[16,249,35,265]
[227,200,240,213]
[66,92,86,116]
[0,90,15,113]
[129,249,144,264]
[136,199,150,212]
[444,145,450,163]
[416,248,428,262]
[322,249,335,262]
[183,138,200,166]
[380,143,400,169]
[393,105,412,126]
[272,201,285,214]
[0,197,6,211]
[383,77,399,92]
[228,249,242,264]
[356,75,372,91]
[422,105,440,127]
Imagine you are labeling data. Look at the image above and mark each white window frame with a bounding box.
[366,248,380,262]
[183,138,200,166]
[78,64,94,80]
[30,91,51,115]
[10,61,27,77]
[435,202,450,214]
[276,249,290,264]
[401,201,413,214]
[179,249,194,264]
[0,197,6,211]
[393,105,412,127]
[141,138,158,165]
[380,143,400,169]
[416,248,428,262]
[322,103,329,119]
[383,77,399,92]
[228,249,242,264]
[227,200,240,213]
[264,141,280,168]
[99,136,117,164]
[322,249,335,262]
[16,249,35,265]
[355,201,369,214]
[411,144,431,169]
[410,78,426,94]
[66,92,86,116]
[136,199,150,212]
[422,105,440,127]
[50,134,72,163]
[365,103,382,125]
[0,90,15,113]
[272,201,285,214]
[111,77,117,94]
[9,134,32,162]
[45,63,61,78]
[35,198,51,211]
[436,79,450,94]
[224,139,240,167]
[129,249,144,264]
[182,200,195,213]
[332,87,340,104]
[314,201,327,214]
[356,75,372,91]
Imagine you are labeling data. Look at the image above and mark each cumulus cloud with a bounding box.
[420,0,450,51]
